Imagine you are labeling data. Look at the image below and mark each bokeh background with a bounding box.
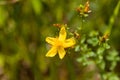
[0,0,120,80]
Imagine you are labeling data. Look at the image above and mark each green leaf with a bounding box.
[106,50,119,61]
[103,43,110,49]
[80,36,86,44]
[97,47,105,55]
[98,61,105,70]
[110,61,116,71]
[75,45,80,52]
[89,31,99,37]
[87,37,99,46]
[81,44,88,51]
[86,51,96,57]
[107,72,119,80]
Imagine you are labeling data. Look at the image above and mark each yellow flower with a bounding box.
[45,25,76,59]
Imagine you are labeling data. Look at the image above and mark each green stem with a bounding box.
[105,0,120,35]
[81,16,83,28]
[50,59,57,80]
[66,56,76,80]
[32,51,43,80]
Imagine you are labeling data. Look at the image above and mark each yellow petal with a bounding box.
[63,38,76,48]
[59,26,66,41]
[46,37,56,45]
[58,47,66,59]
[46,47,57,57]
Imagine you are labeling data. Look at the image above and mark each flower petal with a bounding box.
[46,37,56,45]
[59,26,66,41]
[58,47,66,59]
[46,47,57,57]
[63,38,76,48]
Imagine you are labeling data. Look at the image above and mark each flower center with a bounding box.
[55,39,64,47]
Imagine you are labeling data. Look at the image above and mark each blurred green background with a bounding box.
[0,0,120,80]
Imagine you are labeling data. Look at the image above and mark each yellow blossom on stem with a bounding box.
[45,25,76,59]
